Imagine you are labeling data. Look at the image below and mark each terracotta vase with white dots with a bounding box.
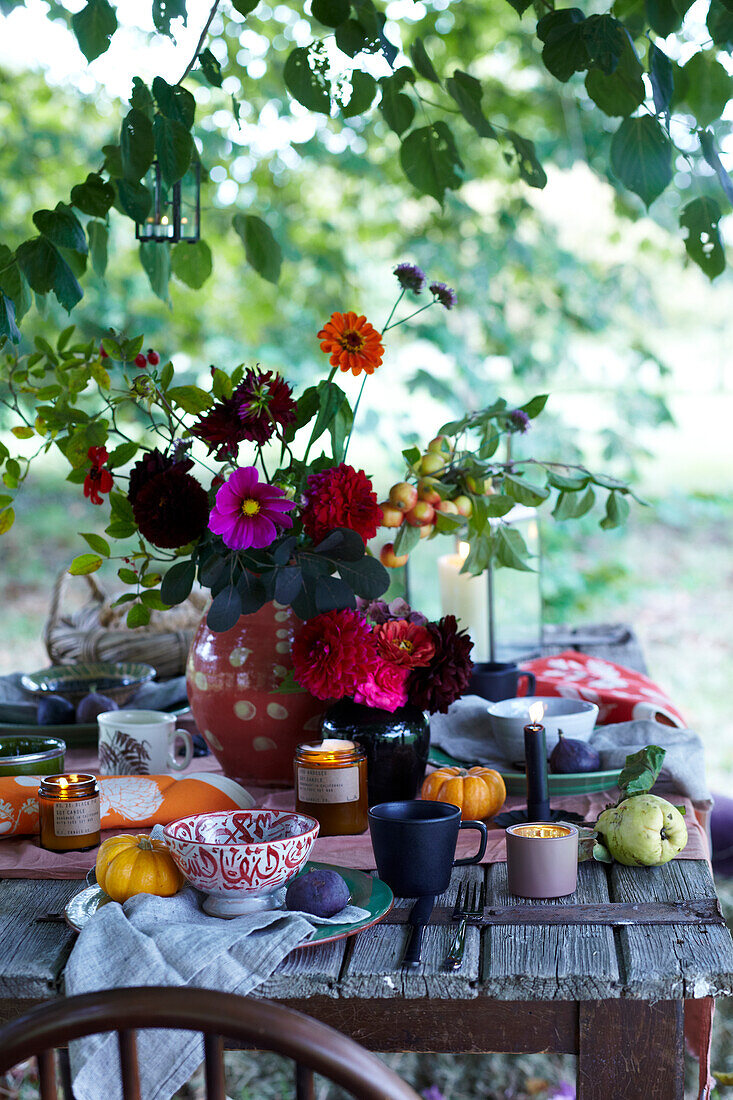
[186,602,324,788]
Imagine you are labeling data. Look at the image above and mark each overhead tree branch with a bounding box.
[178,0,222,85]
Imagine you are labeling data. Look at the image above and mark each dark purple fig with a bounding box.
[75,692,118,724]
[285,869,350,917]
[37,694,75,725]
[549,730,601,774]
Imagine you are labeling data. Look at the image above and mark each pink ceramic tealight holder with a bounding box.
[505,822,579,899]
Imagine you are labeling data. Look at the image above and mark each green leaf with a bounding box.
[393,522,421,555]
[599,489,631,529]
[707,0,733,49]
[679,197,725,280]
[409,37,440,83]
[315,574,355,612]
[520,393,549,418]
[87,220,108,277]
[117,180,152,222]
[502,473,549,506]
[547,469,590,491]
[33,205,88,254]
[552,485,596,519]
[231,0,259,13]
[207,584,243,632]
[167,384,213,414]
[310,380,345,444]
[110,491,134,521]
[199,47,223,87]
[400,122,463,204]
[592,842,613,863]
[379,75,415,135]
[312,0,350,26]
[585,31,644,117]
[504,131,547,189]
[232,213,282,284]
[0,246,32,322]
[71,173,115,217]
[121,108,154,182]
[161,559,196,605]
[0,293,20,343]
[0,507,15,535]
[71,0,117,62]
[107,441,139,467]
[284,45,331,114]
[681,51,733,127]
[341,70,377,117]
[645,0,693,37]
[582,14,626,74]
[69,553,104,576]
[171,239,213,288]
[610,115,671,207]
[446,70,495,138]
[140,589,169,611]
[699,130,733,206]
[16,237,55,296]
[505,0,533,14]
[495,525,534,571]
[649,43,673,117]
[127,603,152,628]
[335,555,389,599]
[131,77,154,117]
[537,9,588,83]
[80,532,110,556]
[152,77,195,128]
[139,241,170,301]
[618,745,666,797]
[152,0,187,37]
[154,114,193,188]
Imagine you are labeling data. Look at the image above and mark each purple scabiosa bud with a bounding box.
[429,282,457,310]
[509,408,530,433]
[394,262,427,294]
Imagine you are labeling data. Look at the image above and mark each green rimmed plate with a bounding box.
[21,662,156,706]
[428,748,621,797]
[65,861,393,946]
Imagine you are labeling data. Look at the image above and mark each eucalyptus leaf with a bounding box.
[207,584,243,632]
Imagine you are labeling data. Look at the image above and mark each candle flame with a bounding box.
[458,540,470,560]
[57,777,68,788]
[528,701,544,724]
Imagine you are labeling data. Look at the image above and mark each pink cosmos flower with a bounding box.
[208,466,295,550]
[354,657,409,712]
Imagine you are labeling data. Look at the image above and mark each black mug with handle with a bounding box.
[468,661,536,703]
[368,800,488,898]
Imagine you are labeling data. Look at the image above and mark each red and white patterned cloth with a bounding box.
[520,650,687,728]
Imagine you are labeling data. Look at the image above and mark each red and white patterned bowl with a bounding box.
[163,809,319,918]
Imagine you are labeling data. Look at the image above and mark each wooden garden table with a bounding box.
[1,624,732,1099]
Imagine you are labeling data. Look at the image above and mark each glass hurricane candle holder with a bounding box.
[38,773,101,852]
[294,740,368,837]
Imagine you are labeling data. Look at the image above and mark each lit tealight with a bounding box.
[299,739,355,753]
[512,825,572,839]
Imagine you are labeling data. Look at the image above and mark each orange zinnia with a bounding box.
[317,311,384,376]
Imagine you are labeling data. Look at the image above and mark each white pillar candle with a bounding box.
[437,548,489,662]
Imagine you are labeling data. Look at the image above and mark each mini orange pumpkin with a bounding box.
[420,766,506,821]
[96,833,185,903]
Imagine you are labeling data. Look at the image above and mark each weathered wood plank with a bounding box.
[480,860,621,1000]
[383,898,724,926]
[275,996,579,1054]
[0,879,81,1001]
[257,939,347,999]
[577,1000,684,1100]
[612,859,733,999]
[338,867,482,1000]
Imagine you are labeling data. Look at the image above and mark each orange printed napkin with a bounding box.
[0,773,254,838]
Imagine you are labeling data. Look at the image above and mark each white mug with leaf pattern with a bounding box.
[97,710,193,776]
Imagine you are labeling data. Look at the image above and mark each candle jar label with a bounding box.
[296,765,360,804]
[53,797,100,837]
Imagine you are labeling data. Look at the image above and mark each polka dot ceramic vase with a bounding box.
[186,602,324,787]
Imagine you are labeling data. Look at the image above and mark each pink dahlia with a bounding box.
[208,466,295,550]
[292,609,376,701]
[374,619,435,669]
[301,463,382,545]
[353,657,409,712]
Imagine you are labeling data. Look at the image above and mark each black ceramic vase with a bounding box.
[321,700,430,807]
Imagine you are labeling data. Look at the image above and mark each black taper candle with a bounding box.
[524,722,550,821]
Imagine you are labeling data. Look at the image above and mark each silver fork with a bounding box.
[446,880,485,970]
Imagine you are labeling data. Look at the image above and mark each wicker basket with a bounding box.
[44,572,208,679]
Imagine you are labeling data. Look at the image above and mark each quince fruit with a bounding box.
[595,794,687,866]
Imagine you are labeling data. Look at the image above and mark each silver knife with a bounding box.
[401,894,435,969]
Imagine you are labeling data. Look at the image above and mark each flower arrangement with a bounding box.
[0,263,635,643]
[291,599,474,715]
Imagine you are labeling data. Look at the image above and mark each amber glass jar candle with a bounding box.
[38,773,101,852]
[294,740,368,836]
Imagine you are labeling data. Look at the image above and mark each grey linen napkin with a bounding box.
[430,696,712,809]
[65,886,369,1100]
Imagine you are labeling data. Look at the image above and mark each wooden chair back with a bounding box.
[0,987,421,1100]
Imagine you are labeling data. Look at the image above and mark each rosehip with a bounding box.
[453,494,473,517]
[427,434,453,457]
[405,501,435,527]
[134,353,147,369]
[419,522,436,540]
[417,479,441,506]
[388,482,418,512]
[419,452,446,477]
[380,502,404,528]
[380,542,409,568]
[437,499,460,515]
[147,349,160,366]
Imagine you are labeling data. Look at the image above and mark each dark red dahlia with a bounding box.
[292,609,377,701]
[190,394,248,461]
[237,368,296,445]
[407,615,474,714]
[128,448,176,504]
[132,466,210,549]
[301,463,382,545]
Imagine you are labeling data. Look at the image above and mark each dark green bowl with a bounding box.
[0,736,66,777]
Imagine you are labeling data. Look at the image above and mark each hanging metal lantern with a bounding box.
[135,161,201,244]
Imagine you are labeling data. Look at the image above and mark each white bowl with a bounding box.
[487,696,599,764]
